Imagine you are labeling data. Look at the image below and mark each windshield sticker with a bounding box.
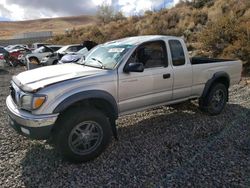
[108,48,125,53]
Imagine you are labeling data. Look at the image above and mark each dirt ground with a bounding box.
[0,67,249,187]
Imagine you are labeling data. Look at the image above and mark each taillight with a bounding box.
[0,55,4,60]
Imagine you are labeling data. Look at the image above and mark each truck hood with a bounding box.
[13,63,105,92]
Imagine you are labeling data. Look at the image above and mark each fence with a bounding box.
[0,36,53,46]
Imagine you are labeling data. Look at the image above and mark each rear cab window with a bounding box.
[169,40,186,66]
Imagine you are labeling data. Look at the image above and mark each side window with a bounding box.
[128,41,168,68]
[76,46,83,51]
[44,48,51,53]
[169,40,185,66]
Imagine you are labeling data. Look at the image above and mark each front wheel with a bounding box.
[54,108,112,163]
[199,83,228,115]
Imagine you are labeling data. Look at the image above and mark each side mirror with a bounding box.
[124,62,144,73]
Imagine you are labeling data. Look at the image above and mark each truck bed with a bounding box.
[191,57,235,65]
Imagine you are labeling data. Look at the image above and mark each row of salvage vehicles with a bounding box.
[0,41,97,69]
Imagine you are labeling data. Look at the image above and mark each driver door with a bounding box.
[118,40,173,115]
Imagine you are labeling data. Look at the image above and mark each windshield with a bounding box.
[81,44,133,69]
[77,47,88,54]
[56,45,81,54]
[56,46,68,53]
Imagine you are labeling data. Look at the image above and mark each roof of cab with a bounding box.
[104,35,181,46]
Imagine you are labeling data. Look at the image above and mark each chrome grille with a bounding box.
[10,85,16,104]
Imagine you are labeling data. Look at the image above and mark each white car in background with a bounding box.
[5,44,29,51]
[41,44,85,65]
[24,45,63,65]
[58,47,89,64]
[31,43,50,50]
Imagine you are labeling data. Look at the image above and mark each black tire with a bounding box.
[52,60,58,65]
[54,107,112,163]
[199,83,228,115]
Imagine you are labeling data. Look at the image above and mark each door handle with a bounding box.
[163,73,171,79]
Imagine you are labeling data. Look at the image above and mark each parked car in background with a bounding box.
[5,44,29,51]
[9,47,31,66]
[56,44,85,56]
[40,44,84,66]
[58,48,89,64]
[9,47,31,59]
[41,41,98,66]
[0,47,20,67]
[24,45,63,65]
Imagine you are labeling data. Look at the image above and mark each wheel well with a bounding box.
[29,56,40,63]
[52,60,58,65]
[57,98,117,122]
[51,98,117,137]
[204,76,230,102]
[213,76,230,89]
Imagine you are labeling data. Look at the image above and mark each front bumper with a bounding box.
[6,96,59,139]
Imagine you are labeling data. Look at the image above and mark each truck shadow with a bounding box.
[20,102,250,187]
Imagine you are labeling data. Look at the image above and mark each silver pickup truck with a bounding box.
[6,35,242,163]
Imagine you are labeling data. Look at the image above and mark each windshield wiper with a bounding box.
[91,58,105,69]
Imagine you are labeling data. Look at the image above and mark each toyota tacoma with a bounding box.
[6,35,242,163]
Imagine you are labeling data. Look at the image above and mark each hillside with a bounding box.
[50,0,250,73]
[0,15,97,39]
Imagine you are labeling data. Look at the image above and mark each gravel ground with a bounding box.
[0,67,249,187]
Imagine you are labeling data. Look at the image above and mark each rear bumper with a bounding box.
[6,96,58,139]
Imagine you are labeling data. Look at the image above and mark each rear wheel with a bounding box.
[54,108,112,163]
[199,83,228,115]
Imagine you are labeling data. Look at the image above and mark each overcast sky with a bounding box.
[0,0,183,21]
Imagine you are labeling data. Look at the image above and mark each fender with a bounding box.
[201,71,230,99]
[53,90,118,119]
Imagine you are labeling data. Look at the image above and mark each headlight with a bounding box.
[21,95,33,110]
[20,94,47,110]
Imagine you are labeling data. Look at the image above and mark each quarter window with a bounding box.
[169,40,185,66]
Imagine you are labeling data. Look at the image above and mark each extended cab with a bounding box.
[6,35,242,163]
